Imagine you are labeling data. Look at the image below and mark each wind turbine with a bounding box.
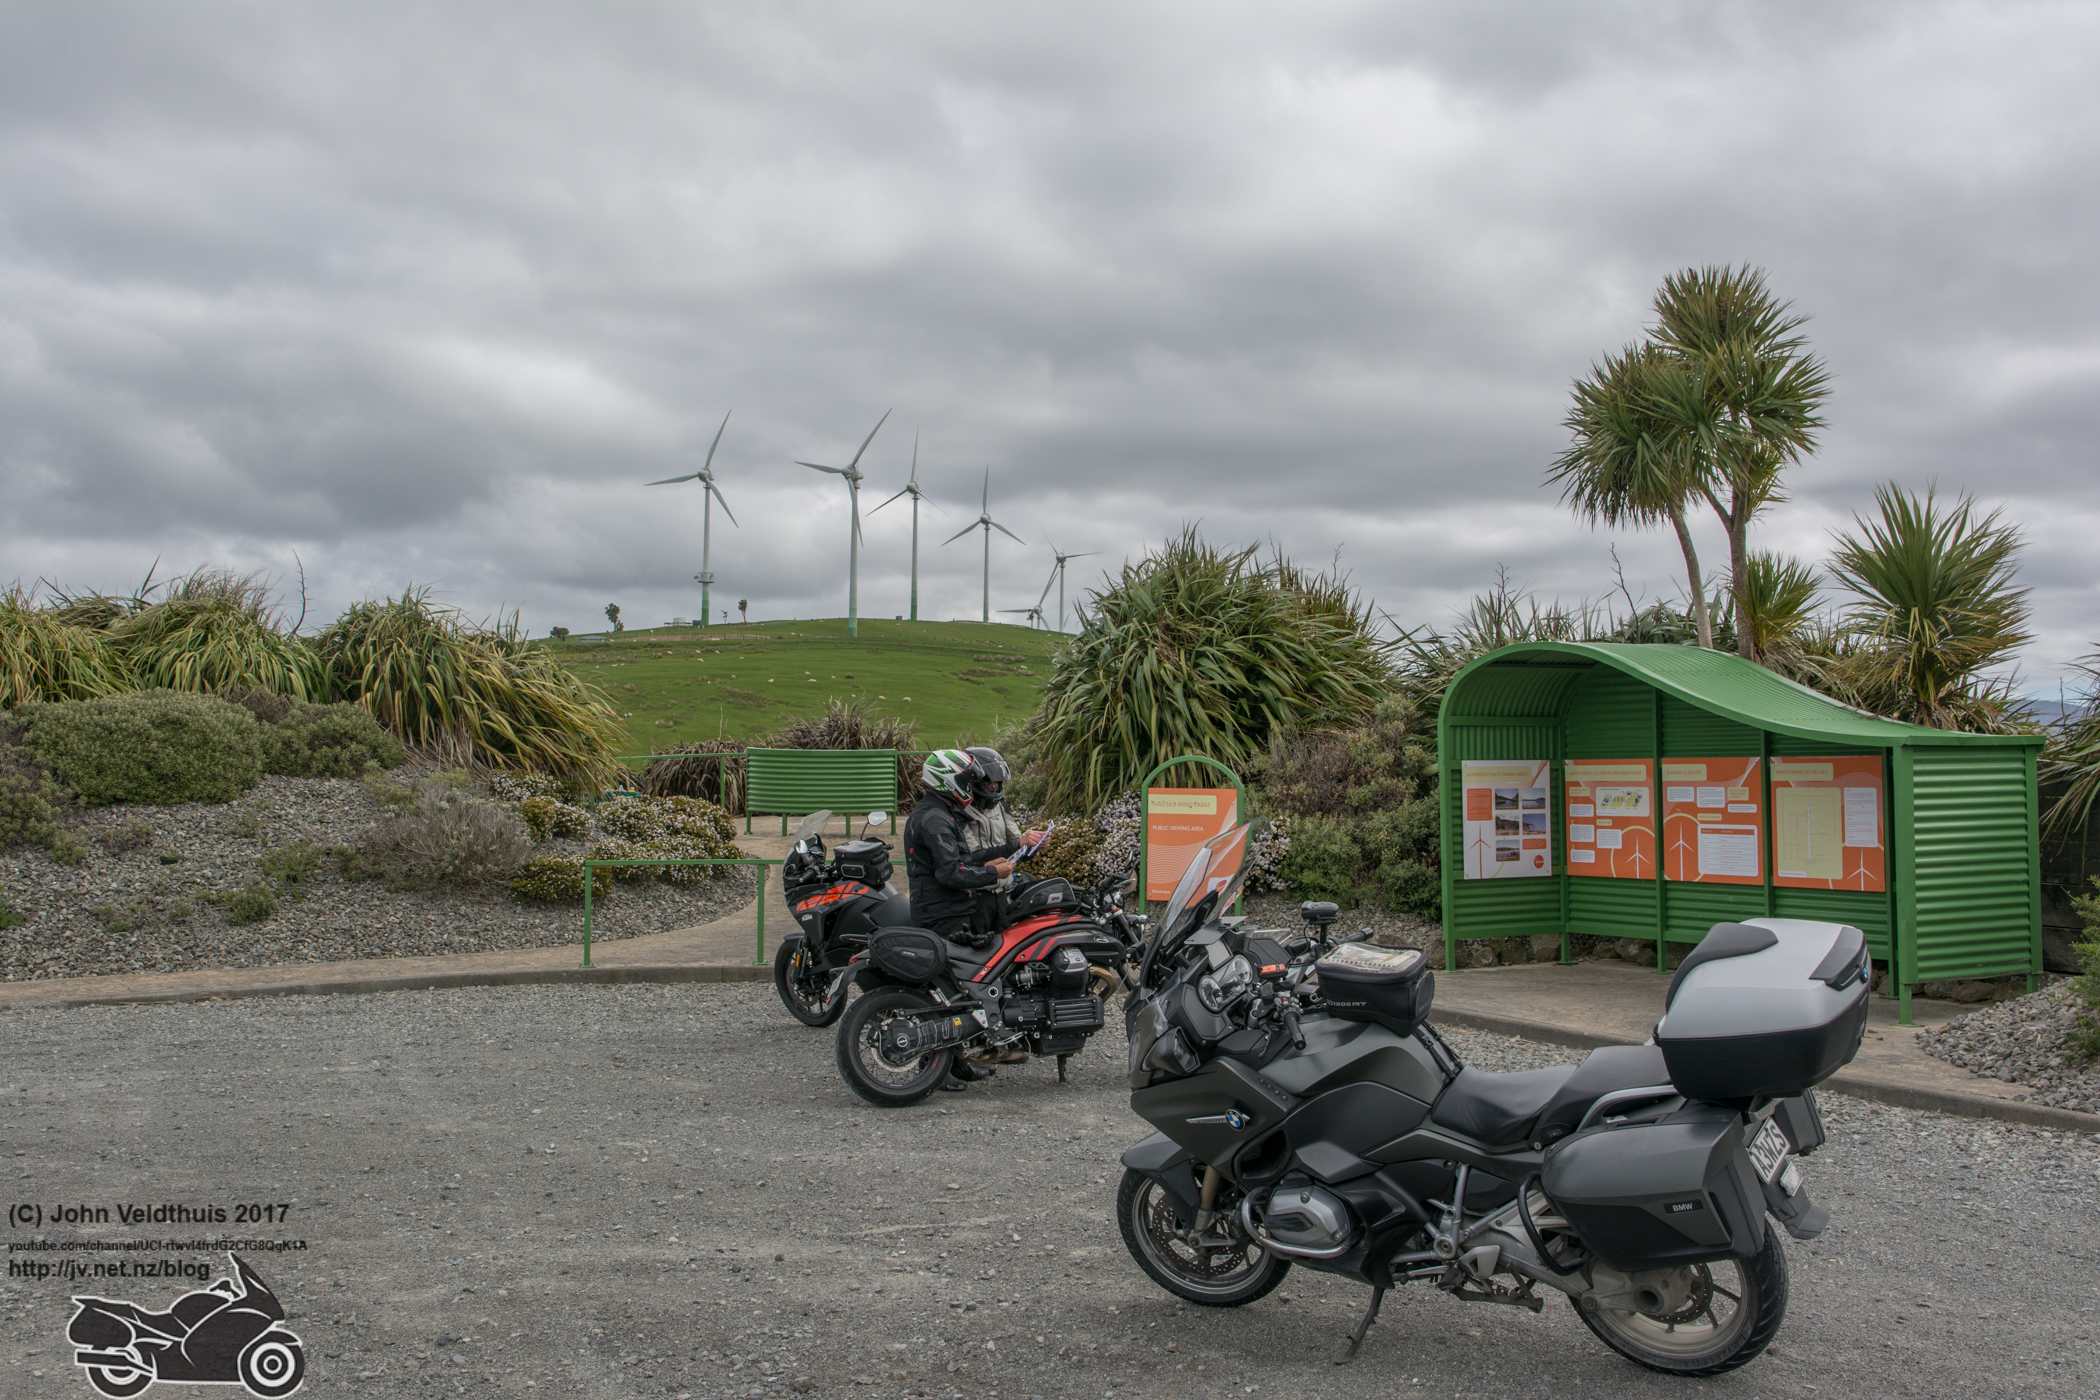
[998,603,1046,627]
[870,430,943,622]
[645,411,738,629]
[1042,542,1100,632]
[943,467,1024,623]
[795,410,889,639]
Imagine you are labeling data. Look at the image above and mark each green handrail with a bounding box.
[1136,755,1248,915]
[579,858,779,969]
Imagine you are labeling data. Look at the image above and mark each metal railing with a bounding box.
[579,858,780,969]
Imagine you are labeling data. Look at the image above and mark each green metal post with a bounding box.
[582,873,594,968]
[755,866,767,965]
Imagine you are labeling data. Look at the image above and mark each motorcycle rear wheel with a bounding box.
[1577,1231,1788,1376]
[835,987,956,1107]
[775,937,844,1027]
[1117,1169,1289,1307]
[82,1367,153,1399]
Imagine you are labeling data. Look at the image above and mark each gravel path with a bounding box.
[0,776,754,981]
[1922,981,2100,1113]
[5,982,2096,1398]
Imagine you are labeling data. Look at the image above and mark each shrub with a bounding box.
[1277,815,1364,906]
[640,740,747,811]
[1034,531,1394,810]
[489,772,573,803]
[355,786,534,889]
[0,898,21,930]
[259,701,406,778]
[314,587,625,788]
[97,818,155,853]
[0,742,71,851]
[0,586,129,708]
[215,879,278,926]
[14,692,263,805]
[105,572,320,699]
[594,795,671,843]
[658,795,737,845]
[259,839,326,892]
[517,795,591,842]
[511,856,611,902]
[2069,877,2100,1063]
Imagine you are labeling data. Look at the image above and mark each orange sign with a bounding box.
[1661,758,1764,885]
[1771,756,1885,892]
[1145,788,1240,901]
[1565,759,1656,880]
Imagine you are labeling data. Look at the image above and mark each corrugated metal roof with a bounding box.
[1445,642,2041,749]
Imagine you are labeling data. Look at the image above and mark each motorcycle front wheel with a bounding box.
[835,987,956,1107]
[1116,1168,1289,1307]
[774,937,844,1027]
[1577,1230,1788,1377]
[82,1367,153,1399]
[238,1331,307,1398]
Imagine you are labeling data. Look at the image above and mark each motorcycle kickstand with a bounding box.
[1056,1054,1070,1083]
[1336,1285,1386,1363]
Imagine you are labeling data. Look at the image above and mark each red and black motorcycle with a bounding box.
[832,872,1145,1105]
[774,809,918,1026]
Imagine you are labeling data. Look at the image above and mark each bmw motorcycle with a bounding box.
[831,873,1146,1105]
[774,809,915,1026]
[1116,823,1868,1377]
[68,1253,305,1398]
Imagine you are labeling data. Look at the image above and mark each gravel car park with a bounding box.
[4,981,2097,1398]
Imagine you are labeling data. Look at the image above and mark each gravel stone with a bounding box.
[1921,980,2100,1113]
[0,774,754,980]
[5,982,2096,1398]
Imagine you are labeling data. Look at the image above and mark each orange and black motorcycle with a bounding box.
[774,809,916,1026]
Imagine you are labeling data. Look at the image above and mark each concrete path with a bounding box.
[4,818,2093,1135]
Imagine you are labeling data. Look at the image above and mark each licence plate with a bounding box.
[1747,1118,1789,1182]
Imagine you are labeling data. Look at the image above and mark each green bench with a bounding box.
[743,748,900,835]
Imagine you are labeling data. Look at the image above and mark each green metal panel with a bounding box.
[1659,695,1762,757]
[1907,747,2041,981]
[1562,667,1653,759]
[1773,887,1892,962]
[1567,875,1659,940]
[743,748,900,817]
[1661,883,1768,943]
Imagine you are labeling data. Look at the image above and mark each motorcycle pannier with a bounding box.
[1656,919,1870,1102]
[870,928,948,985]
[1542,1105,1766,1271]
[1314,943,1433,1036]
[832,839,893,888]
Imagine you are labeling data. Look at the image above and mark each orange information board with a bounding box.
[1565,759,1656,879]
[1661,758,1764,885]
[1144,788,1240,901]
[1771,756,1885,892]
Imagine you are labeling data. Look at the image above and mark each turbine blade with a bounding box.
[796,460,846,475]
[871,486,910,512]
[990,520,1025,545]
[702,410,731,473]
[847,409,892,471]
[1068,551,1100,560]
[981,465,989,512]
[1036,564,1057,610]
[942,522,978,546]
[910,430,919,485]
[708,483,738,527]
[645,473,699,486]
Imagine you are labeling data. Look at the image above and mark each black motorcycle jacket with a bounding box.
[904,792,1019,929]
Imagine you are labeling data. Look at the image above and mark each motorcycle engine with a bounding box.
[1047,944,1090,997]
[1248,1181,1358,1256]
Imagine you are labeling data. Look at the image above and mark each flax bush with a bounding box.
[14,692,263,806]
[0,587,129,708]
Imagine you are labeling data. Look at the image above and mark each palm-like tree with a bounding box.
[1548,344,1715,649]
[1737,550,1821,664]
[1827,485,2031,730]
[1645,265,1831,661]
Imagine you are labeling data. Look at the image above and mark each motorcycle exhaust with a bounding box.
[880,1011,983,1058]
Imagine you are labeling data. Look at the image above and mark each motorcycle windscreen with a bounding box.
[1151,822,1253,954]
[792,810,834,845]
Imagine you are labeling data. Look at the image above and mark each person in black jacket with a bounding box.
[904,749,1044,944]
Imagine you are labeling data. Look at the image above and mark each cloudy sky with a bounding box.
[3,2,2095,691]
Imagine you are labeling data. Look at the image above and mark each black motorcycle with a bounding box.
[69,1253,305,1398]
[830,872,1146,1105]
[774,809,916,1026]
[1117,823,1866,1377]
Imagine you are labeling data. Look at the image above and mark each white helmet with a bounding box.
[920,748,981,800]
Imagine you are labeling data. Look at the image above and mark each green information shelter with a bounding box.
[1437,642,2044,1023]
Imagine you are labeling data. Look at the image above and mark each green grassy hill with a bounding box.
[543,617,1064,758]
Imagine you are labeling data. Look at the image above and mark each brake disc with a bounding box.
[1645,1265,1715,1326]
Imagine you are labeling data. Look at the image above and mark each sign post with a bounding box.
[1137,755,1247,912]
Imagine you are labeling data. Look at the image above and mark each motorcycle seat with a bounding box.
[1430,1044,1670,1150]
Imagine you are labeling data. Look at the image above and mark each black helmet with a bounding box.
[964,746,1010,805]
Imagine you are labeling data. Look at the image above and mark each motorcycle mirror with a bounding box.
[865,810,889,828]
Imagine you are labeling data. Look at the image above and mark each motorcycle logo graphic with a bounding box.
[68,1253,306,1397]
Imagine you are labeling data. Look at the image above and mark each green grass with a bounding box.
[542,617,1062,757]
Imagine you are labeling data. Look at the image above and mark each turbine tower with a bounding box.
[870,431,943,622]
[1043,542,1099,632]
[645,411,738,629]
[943,467,1024,624]
[795,410,890,639]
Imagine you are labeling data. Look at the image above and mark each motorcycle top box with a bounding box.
[1656,918,1870,1102]
[1314,942,1434,1036]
